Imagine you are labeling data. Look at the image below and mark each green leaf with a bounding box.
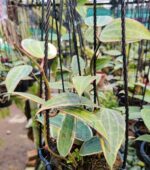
[97,108,125,169]
[75,120,93,141]
[57,115,75,157]
[5,65,32,93]
[102,50,121,56]
[96,57,113,71]
[136,135,150,143]
[49,81,73,90]
[72,76,98,96]
[63,108,107,139]
[100,18,150,43]
[77,0,87,5]
[116,106,141,120]
[76,6,87,18]
[141,109,150,131]
[134,94,150,103]
[37,93,97,114]
[71,56,86,75]
[85,16,113,27]
[37,113,93,141]
[12,92,45,105]
[84,27,94,43]
[80,136,102,156]
[21,39,57,59]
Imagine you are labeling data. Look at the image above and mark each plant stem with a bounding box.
[14,44,51,99]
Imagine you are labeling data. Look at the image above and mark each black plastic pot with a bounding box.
[0,85,12,108]
[134,121,150,168]
[15,80,29,92]
[118,95,144,106]
[0,98,12,108]
[140,142,150,170]
[134,121,148,137]
[15,79,35,92]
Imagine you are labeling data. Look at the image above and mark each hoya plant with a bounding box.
[3,36,126,169]
[3,0,150,165]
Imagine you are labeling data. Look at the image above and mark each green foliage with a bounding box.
[37,113,93,142]
[100,18,150,43]
[99,91,118,109]
[97,108,125,169]
[71,56,86,75]
[67,148,82,164]
[79,136,102,156]
[21,39,57,59]
[77,0,87,5]
[12,92,45,105]
[57,115,75,157]
[136,135,150,143]
[141,109,150,131]
[38,93,97,113]
[72,76,98,96]
[5,65,32,93]
[96,57,113,71]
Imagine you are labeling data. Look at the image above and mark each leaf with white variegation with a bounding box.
[36,113,93,141]
[80,136,102,156]
[5,65,32,93]
[37,93,97,114]
[100,18,150,43]
[49,81,73,90]
[72,76,98,96]
[12,92,45,105]
[57,115,75,157]
[21,39,57,59]
[97,108,125,169]
[63,108,107,139]
[37,108,107,139]
[75,120,93,141]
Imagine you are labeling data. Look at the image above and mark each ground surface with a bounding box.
[0,104,34,170]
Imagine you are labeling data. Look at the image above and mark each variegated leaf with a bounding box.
[97,108,125,169]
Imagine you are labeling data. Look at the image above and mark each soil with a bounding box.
[81,155,122,170]
[0,104,34,170]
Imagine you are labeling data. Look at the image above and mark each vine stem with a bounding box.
[14,44,51,99]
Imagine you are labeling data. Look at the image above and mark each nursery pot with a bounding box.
[118,95,143,106]
[0,85,12,108]
[140,142,150,170]
[0,97,12,108]
[15,80,29,92]
[134,121,150,164]
[134,121,148,137]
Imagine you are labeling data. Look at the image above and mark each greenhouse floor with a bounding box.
[0,105,34,170]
